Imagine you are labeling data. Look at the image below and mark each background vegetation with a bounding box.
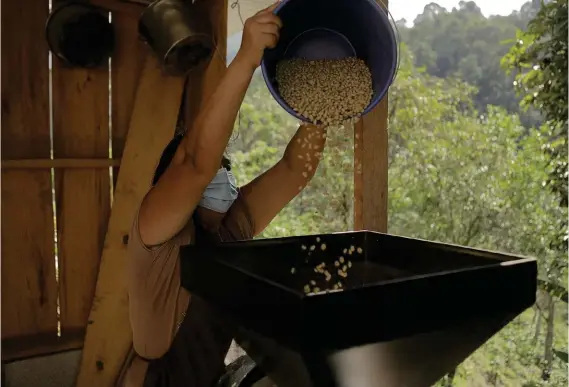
[228,1,568,385]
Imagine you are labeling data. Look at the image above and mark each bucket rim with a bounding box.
[261,0,399,122]
[45,0,112,67]
[45,1,103,38]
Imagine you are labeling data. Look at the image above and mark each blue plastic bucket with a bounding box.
[261,0,398,122]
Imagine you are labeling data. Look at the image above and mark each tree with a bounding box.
[502,0,568,232]
[398,1,543,127]
[388,47,567,386]
[502,0,568,380]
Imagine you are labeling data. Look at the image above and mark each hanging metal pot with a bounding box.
[46,0,115,68]
[139,0,214,76]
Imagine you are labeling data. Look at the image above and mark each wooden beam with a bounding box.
[353,0,389,233]
[2,329,85,363]
[2,159,121,169]
[353,93,389,232]
[75,53,186,387]
[111,12,147,188]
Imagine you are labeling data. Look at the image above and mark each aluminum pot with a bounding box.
[139,0,214,76]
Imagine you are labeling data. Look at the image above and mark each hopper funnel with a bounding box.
[181,231,536,387]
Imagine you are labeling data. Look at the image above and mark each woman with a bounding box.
[125,4,327,387]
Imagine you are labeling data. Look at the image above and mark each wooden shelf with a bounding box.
[2,328,86,363]
[2,159,121,169]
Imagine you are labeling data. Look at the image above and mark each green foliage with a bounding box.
[398,1,543,127]
[388,47,567,385]
[228,4,567,385]
[502,0,568,129]
[502,0,568,255]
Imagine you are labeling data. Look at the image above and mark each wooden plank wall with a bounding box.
[1,0,59,360]
[1,0,145,362]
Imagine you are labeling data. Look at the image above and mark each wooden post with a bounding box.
[75,53,186,387]
[353,0,389,233]
[353,99,389,232]
[353,95,389,232]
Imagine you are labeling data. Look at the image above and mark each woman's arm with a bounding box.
[240,124,327,236]
[138,4,281,247]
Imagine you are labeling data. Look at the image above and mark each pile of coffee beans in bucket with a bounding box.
[276,57,373,127]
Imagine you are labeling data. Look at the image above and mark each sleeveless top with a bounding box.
[125,193,255,387]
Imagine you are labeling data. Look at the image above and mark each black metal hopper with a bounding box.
[180,231,537,387]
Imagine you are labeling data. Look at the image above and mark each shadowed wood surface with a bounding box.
[2,0,148,362]
[1,0,59,362]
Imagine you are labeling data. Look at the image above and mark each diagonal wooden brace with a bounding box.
[76,0,228,384]
[75,53,186,387]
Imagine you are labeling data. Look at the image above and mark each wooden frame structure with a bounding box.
[1,0,148,363]
[1,0,388,385]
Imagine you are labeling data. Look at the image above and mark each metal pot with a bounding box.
[139,0,214,76]
[46,0,115,68]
